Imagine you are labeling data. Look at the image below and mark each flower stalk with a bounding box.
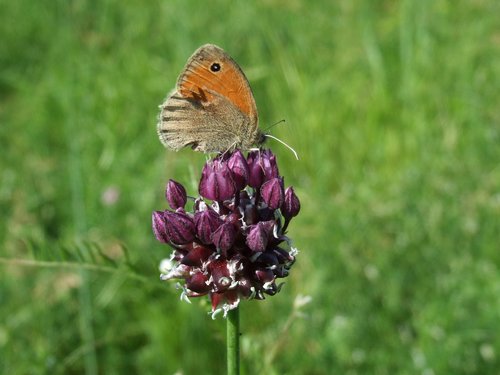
[227,306,240,375]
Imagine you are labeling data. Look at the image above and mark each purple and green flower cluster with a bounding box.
[152,149,300,317]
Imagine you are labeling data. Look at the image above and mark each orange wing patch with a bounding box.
[176,45,258,125]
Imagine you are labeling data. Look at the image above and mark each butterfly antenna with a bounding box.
[264,134,299,160]
[264,119,286,132]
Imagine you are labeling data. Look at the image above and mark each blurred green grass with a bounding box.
[1,0,499,374]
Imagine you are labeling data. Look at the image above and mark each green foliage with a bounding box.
[1,0,499,373]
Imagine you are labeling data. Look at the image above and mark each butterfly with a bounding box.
[157,44,264,153]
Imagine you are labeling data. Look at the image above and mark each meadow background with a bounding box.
[1,1,499,374]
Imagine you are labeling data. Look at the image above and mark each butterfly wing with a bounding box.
[158,44,260,152]
[158,89,252,152]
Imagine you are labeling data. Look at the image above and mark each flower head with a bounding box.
[153,149,300,318]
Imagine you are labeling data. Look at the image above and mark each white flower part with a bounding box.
[263,280,274,290]
[201,260,209,271]
[218,277,233,289]
[159,257,175,274]
[272,222,280,239]
[249,287,257,299]
[237,279,249,291]
[163,263,190,280]
[228,259,240,275]
[238,206,248,229]
[180,289,192,304]
[212,201,220,214]
[198,200,208,211]
[290,247,299,257]
[211,308,223,320]
[229,280,239,289]
[222,298,240,318]
[211,298,242,319]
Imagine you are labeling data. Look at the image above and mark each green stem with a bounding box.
[227,307,240,375]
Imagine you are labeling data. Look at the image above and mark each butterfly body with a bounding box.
[158,44,264,153]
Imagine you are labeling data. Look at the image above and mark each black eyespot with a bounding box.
[210,62,221,72]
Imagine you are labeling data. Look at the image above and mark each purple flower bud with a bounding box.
[165,179,187,209]
[152,210,169,243]
[236,277,253,298]
[246,221,275,252]
[227,150,249,190]
[256,251,279,267]
[247,151,264,188]
[272,247,295,264]
[247,150,280,188]
[208,259,231,291]
[260,177,284,210]
[194,208,223,244]
[163,210,195,244]
[210,292,224,311]
[199,159,236,201]
[181,244,214,267]
[255,269,275,285]
[210,290,240,312]
[225,212,240,225]
[261,149,279,181]
[211,222,236,252]
[243,203,258,226]
[281,186,300,219]
[186,271,211,293]
[274,265,289,278]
